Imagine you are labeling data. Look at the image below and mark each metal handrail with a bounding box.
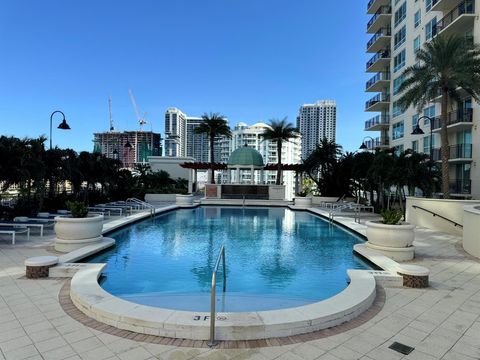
[412,205,463,228]
[126,198,156,217]
[208,245,227,347]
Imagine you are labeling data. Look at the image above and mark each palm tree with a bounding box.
[194,113,231,184]
[398,35,480,198]
[303,138,343,194]
[262,118,299,185]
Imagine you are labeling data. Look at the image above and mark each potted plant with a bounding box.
[294,190,313,208]
[54,201,104,252]
[365,209,415,261]
[176,191,194,207]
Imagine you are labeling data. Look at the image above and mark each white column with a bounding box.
[251,166,255,184]
[236,168,240,184]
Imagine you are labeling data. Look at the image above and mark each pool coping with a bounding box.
[70,265,376,341]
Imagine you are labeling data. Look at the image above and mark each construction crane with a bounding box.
[108,96,115,131]
[128,89,147,131]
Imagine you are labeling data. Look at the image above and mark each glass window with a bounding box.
[412,114,419,131]
[394,144,404,156]
[393,101,405,118]
[414,35,421,52]
[426,17,437,40]
[423,136,430,154]
[394,49,406,72]
[395,2,407,27]
[394,26,406,50]
[426,0,432,12]
[414,10,421,27]
[392,121,405,140]
[424,105,435,124]
[412,140,418,152]
[393,75,405,95]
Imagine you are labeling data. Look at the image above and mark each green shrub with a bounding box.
[66,201,89,218]
[380,209,403,225]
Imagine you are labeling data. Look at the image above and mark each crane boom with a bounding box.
[128,89,147,131]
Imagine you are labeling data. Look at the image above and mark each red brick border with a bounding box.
[59,281,385,348]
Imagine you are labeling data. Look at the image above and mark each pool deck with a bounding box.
[1,203,480,359]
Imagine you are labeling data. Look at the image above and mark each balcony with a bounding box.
[364,115,390,131]
[431,109,473,132]
[364,136,390,150]
[365,93,390,112]
[449,179,472,194]
[367,6,392,33]
[432,144,473,162]
[366,72,391,92]
[436,0,475,36]
[367,0,391,14]
[367,27,392,53]
[432,0,464,12]
[366,49,391,72]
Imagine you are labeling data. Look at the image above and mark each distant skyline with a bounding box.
[0,1,369,153]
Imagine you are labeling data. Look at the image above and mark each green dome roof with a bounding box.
[228,145,264,167]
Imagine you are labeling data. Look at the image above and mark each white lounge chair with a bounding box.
[0,226,30,244]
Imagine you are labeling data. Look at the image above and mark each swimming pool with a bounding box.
[87,206,370,312]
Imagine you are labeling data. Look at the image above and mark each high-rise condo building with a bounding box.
[365,0,479,198]
[297,100,337,159]
[164,108,224,162]
[164,108,187,157]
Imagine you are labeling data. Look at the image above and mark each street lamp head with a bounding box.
[411,124,425,135]
[124,141,133,149]
[359,142,368,150]
[57,119,71,130]
[112,149,119,155]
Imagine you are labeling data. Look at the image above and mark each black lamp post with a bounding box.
[49,110,71,150]
[359,136,376,150]
[411,115,434,161]
[112,148,119,160]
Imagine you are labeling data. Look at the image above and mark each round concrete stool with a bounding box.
[397,264,430,288]
[25,256,58,279]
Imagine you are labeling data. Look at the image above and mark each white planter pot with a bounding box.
[176,194,194,207]
[54,214,104,253]
[365,220,415,261]
[294,197,312,208]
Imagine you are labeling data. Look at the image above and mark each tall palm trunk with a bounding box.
[276,141,282,185]
[209,134,215,184]
[441,90,450,198]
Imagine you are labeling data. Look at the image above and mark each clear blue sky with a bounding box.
[0,0,370,153]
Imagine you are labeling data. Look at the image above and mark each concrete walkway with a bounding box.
[0,208,479,359]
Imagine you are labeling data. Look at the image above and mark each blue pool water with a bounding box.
[86,206,370,312]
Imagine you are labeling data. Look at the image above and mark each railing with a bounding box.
[412,205,463,228]
[365,93,390,109]
[126,198,156,217]
[366,72,391,90]
[208,244,227,347]
[367,27,391,50]
[431,109,473,130]
[436,0,475,32]
[365,114,390,130]
[367,6,392,30]
[364,136,390,149]
[432,144,473,161]
[366,50,391,70]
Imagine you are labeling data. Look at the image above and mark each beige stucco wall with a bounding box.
[463,205,480,258]
[148,156,194,180]
[406,197,480,236]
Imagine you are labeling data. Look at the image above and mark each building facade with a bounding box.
[365,0,479,198]
[296,100,337,159]
[164,108,187,157]
[93,131,162,167]
[218,122,302,199]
